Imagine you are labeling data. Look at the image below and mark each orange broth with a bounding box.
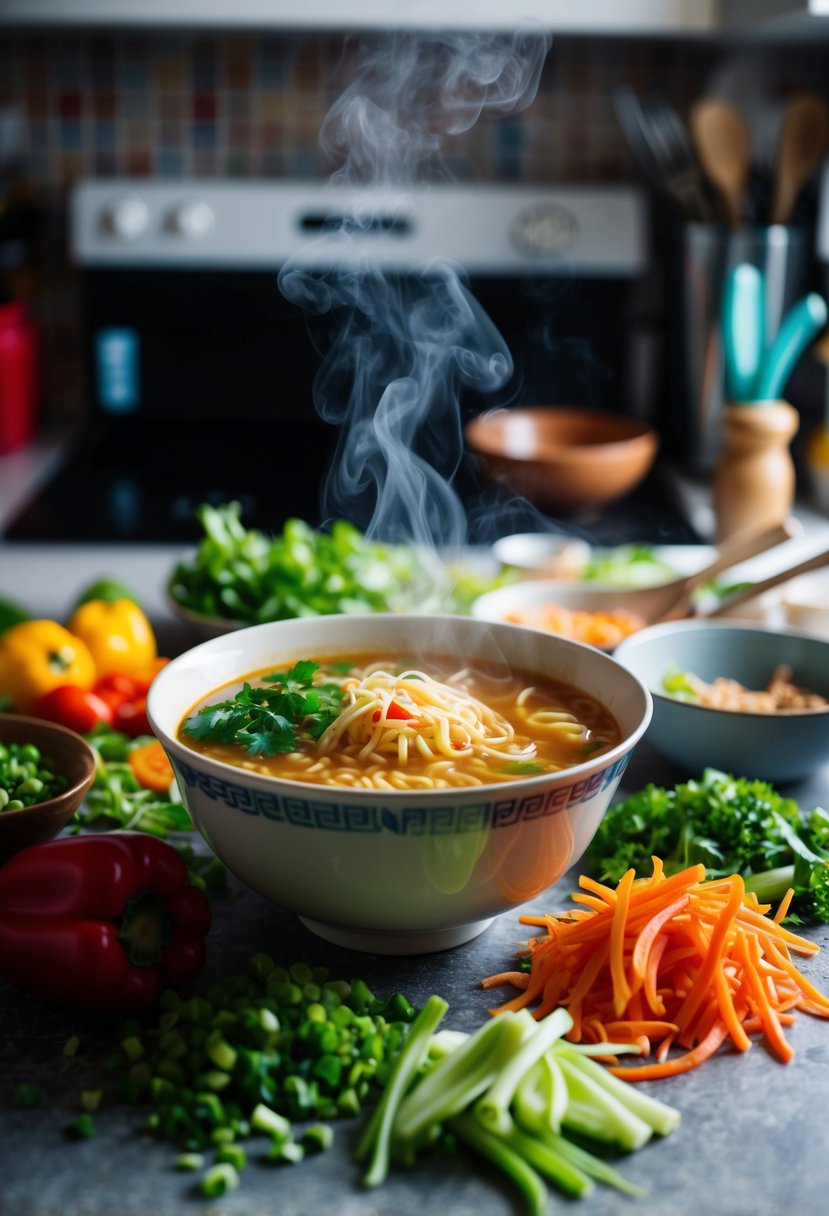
[178,652,621,790]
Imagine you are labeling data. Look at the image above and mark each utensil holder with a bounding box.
[667,225,808,475]
[712,400,799,541]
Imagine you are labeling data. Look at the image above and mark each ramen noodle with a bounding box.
[179,653,620,791]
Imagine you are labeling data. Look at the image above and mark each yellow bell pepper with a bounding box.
[67,598,157,678]
[0,619,97,712]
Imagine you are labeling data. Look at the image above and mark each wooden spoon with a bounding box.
[771,91,829,226]
[474,521,798,633]
[706,541,829,618]
[690,99,751,229]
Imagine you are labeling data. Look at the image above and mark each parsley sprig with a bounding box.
[181,661,345,757]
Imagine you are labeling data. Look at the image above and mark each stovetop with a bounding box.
[4,420,701,547]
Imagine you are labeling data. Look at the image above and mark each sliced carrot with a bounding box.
[774,888,796,924]
[609,1016,732,1082]
[735,931,793,1064]
[128,739,175,792]
[480,970,530,991]
[483,858,829,1080]
[608,868,635,1016]
[672,875,745,1037]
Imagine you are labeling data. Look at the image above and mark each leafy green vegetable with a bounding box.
[168,501,511,624]
[181,661,345,756]
[73,723,194,837]
[661,666,701,701]
[584,768,829,923]
[580,545,676,588]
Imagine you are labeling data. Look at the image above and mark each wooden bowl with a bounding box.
[0,714,97,861]
[465,406,659,512]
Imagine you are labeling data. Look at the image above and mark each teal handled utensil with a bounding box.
[753,292,828,401]
[721,262,765,401]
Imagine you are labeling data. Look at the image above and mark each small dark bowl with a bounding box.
[0,714,97,862]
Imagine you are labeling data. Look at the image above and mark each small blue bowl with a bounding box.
[614,619,829,783]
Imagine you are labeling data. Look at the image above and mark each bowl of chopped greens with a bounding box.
[0,713,96,860]
[167,502,511,638]
[614,619,829,782]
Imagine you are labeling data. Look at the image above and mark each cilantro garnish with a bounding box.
[181,661,345,757]
[500,761,545,775]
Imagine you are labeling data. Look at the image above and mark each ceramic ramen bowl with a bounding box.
[147,614,652,955]
[614,619,829,783]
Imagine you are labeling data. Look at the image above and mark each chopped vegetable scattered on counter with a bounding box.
[0,740,69,811]
[483,860,829,1079]
[0,832,212,1012]
[355,995,680,1213]
[168,501,510,624]
[583,768,829,923]
[74,723,193,837]
[13,956,422,1201]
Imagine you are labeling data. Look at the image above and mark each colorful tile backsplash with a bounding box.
[0,30,788,193]
[1,30,827,196]
[1,27,826,423]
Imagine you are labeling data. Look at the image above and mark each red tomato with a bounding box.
[30,685,115,733]
[114,696,151,738]
[92,673,146,715]
[95,672,152,697]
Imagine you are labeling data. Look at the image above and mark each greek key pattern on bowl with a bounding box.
[171,753,629,836]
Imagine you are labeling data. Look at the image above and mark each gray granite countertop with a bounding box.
[1,736,828,1216]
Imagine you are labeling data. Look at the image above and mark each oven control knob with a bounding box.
[101,196,150,242]
[167,199,215,240]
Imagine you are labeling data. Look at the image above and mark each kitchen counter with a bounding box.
[1,736,828,1216]
[2,541,829,1216]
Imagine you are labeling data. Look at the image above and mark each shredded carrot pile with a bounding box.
[481,859,829,1080]
[503,603,646,650]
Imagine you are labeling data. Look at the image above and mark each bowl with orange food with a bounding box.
[146,613,652,955]
[471,579,651,650]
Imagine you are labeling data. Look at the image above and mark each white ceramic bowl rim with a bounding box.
[148,614,653,799]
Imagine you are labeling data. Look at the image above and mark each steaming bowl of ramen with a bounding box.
[147,614,652,955]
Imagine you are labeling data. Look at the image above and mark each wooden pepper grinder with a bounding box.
[712,400,799,542]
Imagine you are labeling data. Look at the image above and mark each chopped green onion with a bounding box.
[199,1163,239,1197]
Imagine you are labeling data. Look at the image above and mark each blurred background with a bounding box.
[1,1,829,546]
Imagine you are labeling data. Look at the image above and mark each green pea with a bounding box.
[0,741,66,811]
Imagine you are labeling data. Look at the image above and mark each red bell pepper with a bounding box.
[0,833,212,1013]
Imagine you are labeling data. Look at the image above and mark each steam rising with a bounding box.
[279,30,552,548]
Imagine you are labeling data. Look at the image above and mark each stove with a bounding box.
[5,178,698,546]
